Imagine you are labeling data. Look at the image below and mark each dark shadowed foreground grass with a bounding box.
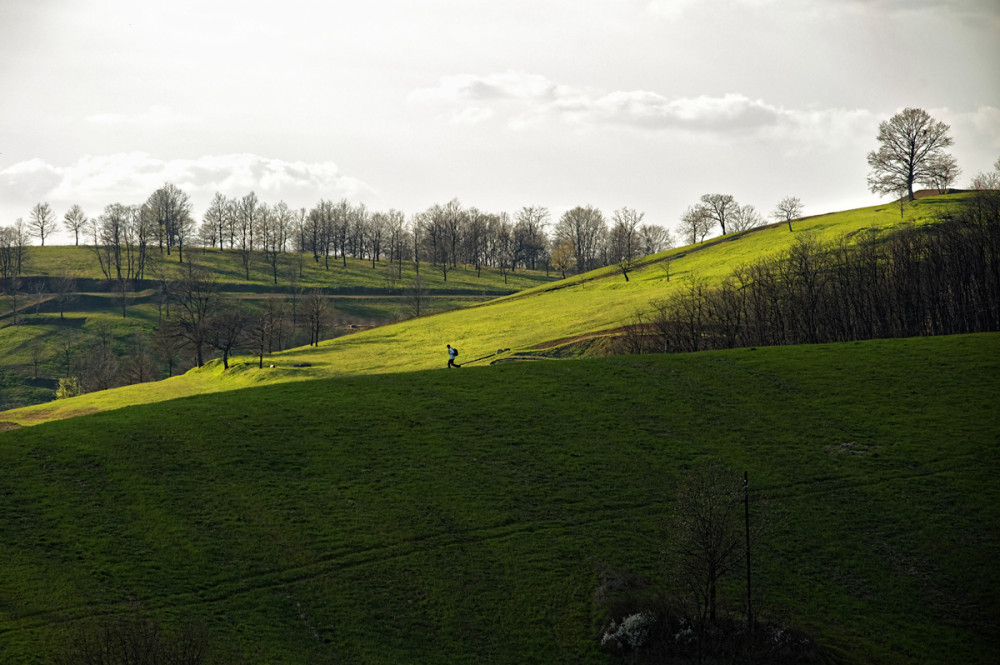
[1,333,997,664]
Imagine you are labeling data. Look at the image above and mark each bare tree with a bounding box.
[78,324,121,392]
[304,289,332,345]
[410,213,424,275]
[368,209,387,268]
[123,331,158,384]
[259,203,285,285]
[0,220,30,279]
[166,263,218,367]
[550,238,576,279]
[970,160,1000,191]
[554,205,606,274]
[50,273,76,319]
[201,192,230,251]
[609,207,644,281]
[639,224,673,256]
[237,192,262,278]
[333,199,352,268]
[4,275,23,327]
[403,274,428,318]
[441,198,465,269]
[29,202,56,246]
[271,200,293,254]
[867,107,956,202]
[670,461,766,624]
[152,325,186,377]
[772,196,804,232]
[249,299,287,368]
[146,183,194,259]
[422,201,463,280]
[28,342,45,379]
[63,204,87,246]
[206,304,249,370]
[700,193,737,236]
[729,204,763,233]
[927,152,962,194]
[384,208,408,276]
[115,274,133,318]
[56,330,78,377]
[492,213,516,285]
[515,205,550,270]
[679,205,713,245]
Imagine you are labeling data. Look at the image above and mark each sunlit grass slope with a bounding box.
[0,333,997,664]
[20,244,554,294]
[0,194,971,426]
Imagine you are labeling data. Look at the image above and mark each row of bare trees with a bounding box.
[678,194,807,245]
[30,265,339,399]
[0,219,31,281]
[154,263,336,371]
[25,190,677,285]
[621,190,1000,354]
[204,196,675,283]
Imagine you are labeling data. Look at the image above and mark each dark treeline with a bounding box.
[620,191,1000,354]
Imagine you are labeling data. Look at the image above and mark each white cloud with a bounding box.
[586,91,784,132]
[964,106,1000,150]
[409,71,558,104]
[411,72,877,146]
[0,153,373,229]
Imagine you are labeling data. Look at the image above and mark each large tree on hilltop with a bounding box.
[554,205,606,274]
[700,193,737,236]
[29,202,56,246]
[867,108,956,202]
[63,204,87,246]
[146,183,194,260]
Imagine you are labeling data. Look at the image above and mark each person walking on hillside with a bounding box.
[447,344,460,368]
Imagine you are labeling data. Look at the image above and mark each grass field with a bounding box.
[16,243,556,294]
[1,193,995,663]
[0,245,556,412]
[0,333,997,664]
[0,193,973,426]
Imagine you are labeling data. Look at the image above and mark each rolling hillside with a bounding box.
[1,192,998,663]
[0,245,555,413]
[0,333,997,664]
[0,193,973,427]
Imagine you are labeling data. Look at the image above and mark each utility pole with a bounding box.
[745,470,753,633]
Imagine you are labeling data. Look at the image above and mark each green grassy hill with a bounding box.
[2,193,996,663]
[0,246,555,412]
[15,243,555,294]
[0,193,973,426]
[1,333,997,664]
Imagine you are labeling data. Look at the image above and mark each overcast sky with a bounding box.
[2,0,998,244]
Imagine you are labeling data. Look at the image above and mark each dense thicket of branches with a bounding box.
[621,192,1000,354]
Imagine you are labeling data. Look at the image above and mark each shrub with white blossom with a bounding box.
[600,611,657,651]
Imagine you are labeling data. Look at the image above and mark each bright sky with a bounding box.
[2,0,998,244]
